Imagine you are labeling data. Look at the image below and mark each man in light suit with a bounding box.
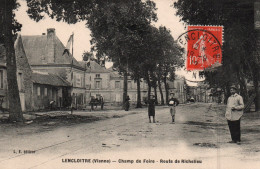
[225,85,244,144]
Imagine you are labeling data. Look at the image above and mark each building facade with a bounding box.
[0,35,33,112]
[0,34,71,112]
[21,28,86,109]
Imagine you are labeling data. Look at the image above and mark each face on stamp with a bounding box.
[178,25,223,71]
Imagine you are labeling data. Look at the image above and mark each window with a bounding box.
[115,81,120,89]
[96,74,100,78]
[116,94,121,102]
[37,86,41,96]
[17,73,22,91]
[177,82,180,92]
[73,75,77,86]
[44,88,48,96]
[0,70,3,89]
[128,81,132,89]
[95,81,101,89]
[81,77,84,87]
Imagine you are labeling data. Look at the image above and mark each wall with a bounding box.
[85,72,111,103]
[15,36,34,111]
[32,84,61,110]
[0,68,8,109]
[31,65,86,107]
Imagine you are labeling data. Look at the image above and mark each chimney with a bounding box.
[46,28,56,63]
[47,28,56,36]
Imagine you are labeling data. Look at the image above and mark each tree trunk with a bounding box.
[237,69,248,103]
[123,70,128,108]
[153,85,158,105]
[146,72,151,101]
[252,67,259,111]
[136,76,142,108]
[158,78,164,105]
[163,75,169,104]
[224,84,230,104]
[3,1,23,122]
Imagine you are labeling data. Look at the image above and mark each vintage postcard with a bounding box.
[0,0,259,169]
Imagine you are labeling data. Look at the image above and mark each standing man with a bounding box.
[100,96,104,110]
[168,92,179,123]
[125,95,130,111]
[225,85,244,144]
[90,96,95,111]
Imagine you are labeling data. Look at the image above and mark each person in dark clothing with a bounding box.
[125,95,130,111]
[148,94,156,123]
[100,96,104,110]
[90,96,95,111]
[168,93,179,123]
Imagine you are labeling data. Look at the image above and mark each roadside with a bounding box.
[0,106,147,136]
[1,103,260,169]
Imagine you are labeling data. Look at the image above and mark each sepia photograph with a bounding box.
[0,0,260,168]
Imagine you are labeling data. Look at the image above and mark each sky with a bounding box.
[15,0,202,86]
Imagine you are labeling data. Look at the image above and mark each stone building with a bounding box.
[31,72,71,110]
[0,35,33,111]
[108,68,148,104]
[79,61,111,103]
[150,76,186,104]
[21,28,86,108]
[0,34,71,112]
[80,61,149,104]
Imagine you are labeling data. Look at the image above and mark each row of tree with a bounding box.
[85,0,184,107]
[174,0,260,110]
[1,0,184,121]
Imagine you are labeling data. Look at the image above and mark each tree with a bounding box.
[147,26,184,105]
[0,0,23,122]
[87,0,157,107]
[26,0,157,108]
[174,0,260,110]
[158,27,184,104]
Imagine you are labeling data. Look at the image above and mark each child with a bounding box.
[148,94,156,123]
[168,93,179,123]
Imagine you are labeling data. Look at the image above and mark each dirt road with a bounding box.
[0,103,260,169]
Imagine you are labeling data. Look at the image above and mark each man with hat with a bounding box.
[225,85,244,144]
[168,92,179,123]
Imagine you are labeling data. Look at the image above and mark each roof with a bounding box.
[21,35,83,68]
[110,71,123,79]
[32,72,71,87]
[80,61,110,73]
[0,34,31,69]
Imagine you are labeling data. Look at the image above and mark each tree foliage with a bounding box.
[26,0,184,107]
[174,0,260,109]
[86,0,157,105]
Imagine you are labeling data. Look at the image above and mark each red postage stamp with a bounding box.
[186,25,223,70]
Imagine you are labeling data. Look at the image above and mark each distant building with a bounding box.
[155,76,187,104]
[80,61,148,104]
[171,77,187,104]
[79,61,111,103]
[81,61,187,105]
[108,67,148,104]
